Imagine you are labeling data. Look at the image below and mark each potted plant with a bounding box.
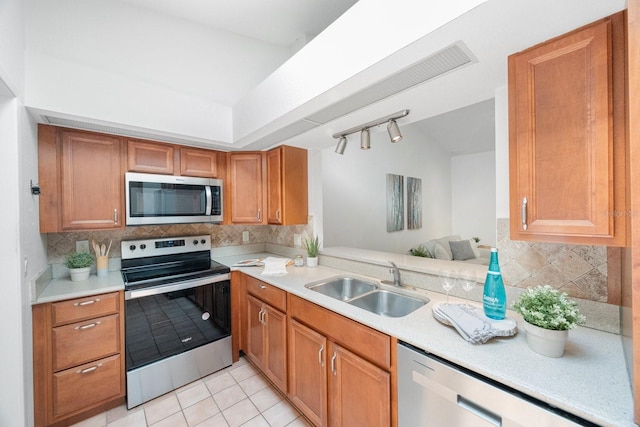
[303,235,320,267]
[512,285,586,357]
[65,252,94,281]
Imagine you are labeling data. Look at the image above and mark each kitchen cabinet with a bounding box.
[33,291,125,427]
[228,152,265,224]
[288,295,392,427]
[179,146,218,178]
[127,139,175,174]
[508,12,627,246]
[38,125,125,232]
[245,277,287,392]
[266,145,308,225]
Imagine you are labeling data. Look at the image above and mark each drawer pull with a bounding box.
[74,298,101,307]
[257,283,267,290]
[76,321,101,330]
[77,363,102,374]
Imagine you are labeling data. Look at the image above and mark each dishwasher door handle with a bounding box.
[457,395,502,426]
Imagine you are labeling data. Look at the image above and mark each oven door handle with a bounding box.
[125,273,230,300]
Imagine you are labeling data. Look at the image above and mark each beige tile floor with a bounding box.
[71,357,311,427]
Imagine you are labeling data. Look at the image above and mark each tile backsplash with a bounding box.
[496,218,608,302]
[47,221,313,278]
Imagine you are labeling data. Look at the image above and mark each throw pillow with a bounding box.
[433,242,452,260]
[449,240,476,261]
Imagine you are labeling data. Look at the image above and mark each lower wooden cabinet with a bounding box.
[246,294,287,392]
[33,292,125,427]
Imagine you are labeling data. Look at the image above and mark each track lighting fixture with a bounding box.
[335,136,347,154]
[361,129,370,150]
[387,119,402,142]
[332,110,409,154]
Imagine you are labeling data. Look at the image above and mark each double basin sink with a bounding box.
[305,276,429,317]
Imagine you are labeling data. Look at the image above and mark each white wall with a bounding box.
[452,151,496,246]
[495,85,510,218]
[322,124,453,253]
[24,0,291,143]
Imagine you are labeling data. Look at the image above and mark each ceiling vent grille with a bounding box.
[304,41,476,125]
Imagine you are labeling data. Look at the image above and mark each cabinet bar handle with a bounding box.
[318,345,324,366]
[76,321,101,330]
[521,197,528,231]
[74,298,100,306]
[77,363,102,374]
[257,283,267,289]
[276,209,280,221]
[114,208,119,224]
[457,395,502,426]
[257,209,261,222]
[330,352,337,375]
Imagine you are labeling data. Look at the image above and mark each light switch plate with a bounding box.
[294,234,302,247]
[76,240,90,253]
[242,231,249,242]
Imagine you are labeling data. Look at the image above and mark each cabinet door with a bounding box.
[263,304,287,392]
[266,148,283,224]
[508,13,626,245]
[289,319,327,427]
[229,153,264,223]
[266,146,308,225]
[328,342,390,427]
[127,139,175,174]
[245,295,265,369]
[60,130,124,230]
[180,147,218,178]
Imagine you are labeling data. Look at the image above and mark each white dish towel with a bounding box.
[261,257,290,276]
[434,303,498,344]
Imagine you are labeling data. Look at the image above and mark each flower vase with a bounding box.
[306,257,318,267]
[523,321,568,358]
[69,267,91,282]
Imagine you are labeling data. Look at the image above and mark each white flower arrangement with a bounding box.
[512,285,586,331]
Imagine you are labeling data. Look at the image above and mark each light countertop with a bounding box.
[34,271,124,304]
[216,252,634,427]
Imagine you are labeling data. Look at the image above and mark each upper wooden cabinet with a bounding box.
[128,140,220,178]
[38,125,125,232]
[508,12,627,246]
[127,139,175,175]
[228,152,265,224]
[266,145,308,225]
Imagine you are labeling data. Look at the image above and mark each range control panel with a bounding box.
[121,235,212,259]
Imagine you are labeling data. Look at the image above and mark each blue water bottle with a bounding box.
[483,248,506,319]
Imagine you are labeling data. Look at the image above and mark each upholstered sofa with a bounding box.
[410,235,490,265]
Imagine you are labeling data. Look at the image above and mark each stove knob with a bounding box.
[129,245,136,251]
[201,239,206,244]
[140,244,146,250]
[193,240,199,245]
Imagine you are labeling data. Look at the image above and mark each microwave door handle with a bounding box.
[205,185,212,216]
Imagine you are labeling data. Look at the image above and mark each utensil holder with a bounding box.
[97,256,108,277]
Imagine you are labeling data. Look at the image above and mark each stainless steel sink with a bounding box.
[305,277,378,301]
[349,290,428,318]
[306,276,428,317]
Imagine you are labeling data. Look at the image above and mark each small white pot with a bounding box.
[69,267,91,282]
[523,321,568,358]
[306,256,319,267]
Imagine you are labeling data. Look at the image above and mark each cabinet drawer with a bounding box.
[246,276,286,312]
[52,354,122,419]
[290,295,390,370]
[52,314,120,372]
[52,292,120,326]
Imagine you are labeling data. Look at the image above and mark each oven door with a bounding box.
[125,278,231,372]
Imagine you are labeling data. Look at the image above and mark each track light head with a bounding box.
[387,120,402,143]
[360,129,370,150]
[335,136,347,154]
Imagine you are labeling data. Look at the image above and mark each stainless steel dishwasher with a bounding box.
[397,342,597,427]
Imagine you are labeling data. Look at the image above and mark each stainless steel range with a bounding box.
[121,235,232,408]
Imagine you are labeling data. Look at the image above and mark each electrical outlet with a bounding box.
[76,240,90,253]
[294,234,302,247]
[242,231,249,242]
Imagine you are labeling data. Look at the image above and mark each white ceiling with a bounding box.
[117,0,359,48]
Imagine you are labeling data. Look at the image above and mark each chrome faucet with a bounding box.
[389,261,401,287]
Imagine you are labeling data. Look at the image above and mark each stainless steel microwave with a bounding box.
[125,172,223,225]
